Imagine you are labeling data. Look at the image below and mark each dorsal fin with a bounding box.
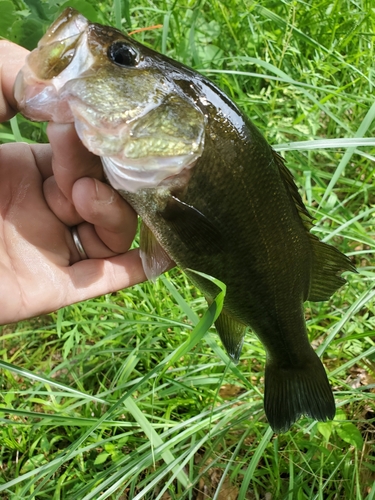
[272,149,313,230]
[307,234,357,301]
[272,149,356,301]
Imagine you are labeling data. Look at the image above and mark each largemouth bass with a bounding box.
[14,8,356,433]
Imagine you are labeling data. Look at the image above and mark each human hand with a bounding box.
[0,41,146,324]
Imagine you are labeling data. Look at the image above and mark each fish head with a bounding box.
[14,8,205,191]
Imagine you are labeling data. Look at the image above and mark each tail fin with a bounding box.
[264,350,335,433]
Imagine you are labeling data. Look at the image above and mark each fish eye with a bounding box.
[108,41,139,67]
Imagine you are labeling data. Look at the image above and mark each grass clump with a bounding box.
[1,0,375,498]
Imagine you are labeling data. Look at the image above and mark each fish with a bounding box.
[14,8,356,433]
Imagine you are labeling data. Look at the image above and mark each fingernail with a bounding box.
[94,178,116,205]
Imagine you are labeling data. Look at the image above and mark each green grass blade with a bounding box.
[319,101,375,207]
[237,426,274,499]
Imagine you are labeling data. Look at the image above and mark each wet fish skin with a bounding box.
[14,9,356,432]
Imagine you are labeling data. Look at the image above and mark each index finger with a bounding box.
[47,122,104,201]
[0,41,29,121]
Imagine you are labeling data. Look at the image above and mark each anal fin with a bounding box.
[214,311,247,363]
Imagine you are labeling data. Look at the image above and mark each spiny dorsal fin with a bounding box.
[272,149,314,230]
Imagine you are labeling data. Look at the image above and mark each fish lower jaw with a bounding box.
[14,70,75,123]
[101,155,196,193]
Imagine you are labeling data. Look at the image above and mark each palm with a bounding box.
[0,141,145,325]
[0,143,72,322]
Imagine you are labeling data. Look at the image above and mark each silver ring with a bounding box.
[71,226,88,260]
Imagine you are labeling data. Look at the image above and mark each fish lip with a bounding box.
[13,8,91,119]
[38,8,89,47]
[21,8,92,83]
[14,23,97,121]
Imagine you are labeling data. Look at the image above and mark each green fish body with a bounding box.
[14,8,355,432]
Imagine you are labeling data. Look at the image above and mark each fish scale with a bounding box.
[14,7,356,432]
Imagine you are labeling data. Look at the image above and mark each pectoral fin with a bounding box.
[139,222,174,281]
[160,195,224,254]
[214,311,247,363]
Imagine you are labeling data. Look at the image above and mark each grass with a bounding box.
[0,0,375,498]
